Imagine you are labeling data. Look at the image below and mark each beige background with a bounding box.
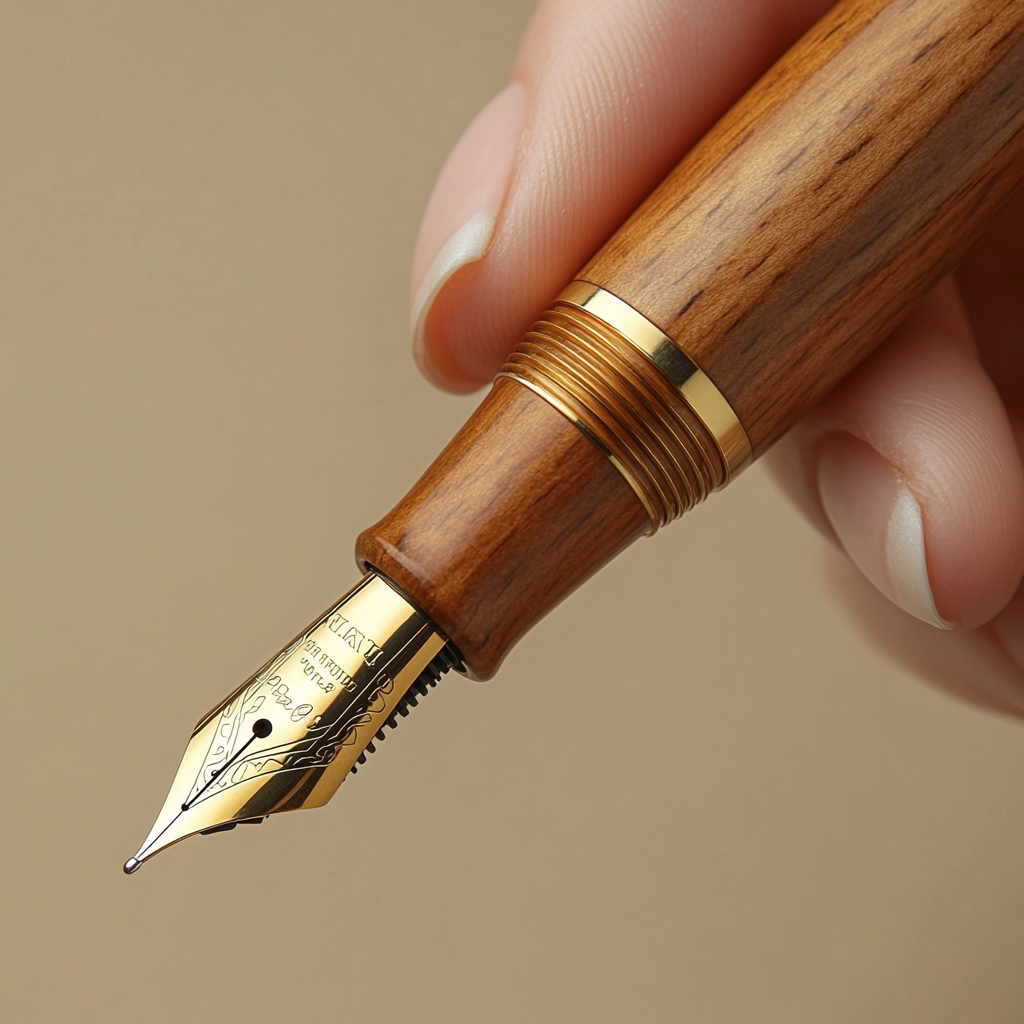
[3,2,1024,1022]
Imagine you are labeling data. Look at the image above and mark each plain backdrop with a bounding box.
[3,3,1024,1022]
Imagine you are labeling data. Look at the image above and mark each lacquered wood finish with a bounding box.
[583,0,1024,455]
[361,0,1024,677]
[357,378,649,679]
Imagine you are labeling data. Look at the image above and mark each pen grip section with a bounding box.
[356,377,650,680]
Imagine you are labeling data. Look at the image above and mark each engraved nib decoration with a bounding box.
[125,573,452,873]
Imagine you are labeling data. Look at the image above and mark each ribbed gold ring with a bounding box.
[559,282,752,481]
[497,282,752,532]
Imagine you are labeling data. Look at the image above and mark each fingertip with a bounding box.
[816,433,951,630]
[412,216,497,393]
[412,286,492,394]
[412,254,507,392]
[888,285,1024,628]
[409,82,526,391]
[776,281,1024,633]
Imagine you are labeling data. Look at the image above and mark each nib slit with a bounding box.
[180,718,272,812]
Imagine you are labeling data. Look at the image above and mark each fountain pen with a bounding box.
[125,0,1024,873]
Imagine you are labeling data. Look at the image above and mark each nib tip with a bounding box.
[123,856,142,875]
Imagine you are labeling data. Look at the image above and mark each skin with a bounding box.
[411,0,1024,716]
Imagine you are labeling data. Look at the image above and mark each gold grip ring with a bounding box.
[560,282,752,481]
[498,282,752,532]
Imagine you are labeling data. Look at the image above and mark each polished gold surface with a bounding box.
[499,282,751,531]
[126,573,447,871]
[559,281,753,481]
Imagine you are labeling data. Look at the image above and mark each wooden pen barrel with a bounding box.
[359,0,1024,679]
[582,0,1024,457]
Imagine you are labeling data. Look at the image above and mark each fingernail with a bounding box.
[817,433,953,629]
[410,81,526,376]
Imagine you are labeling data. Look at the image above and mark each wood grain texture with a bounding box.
[362,0,1024,677]
[356,377,649,679]
[583,0,1024,455]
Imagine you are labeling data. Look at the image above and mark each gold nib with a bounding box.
[125,573,454,873]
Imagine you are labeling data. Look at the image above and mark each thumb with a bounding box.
[410,0,834,392]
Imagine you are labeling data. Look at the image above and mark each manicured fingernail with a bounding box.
[817,433,952,629]
[410,81,526,376]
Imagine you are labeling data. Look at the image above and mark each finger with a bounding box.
[411,0,835,391]
[825,546,1024,720]
[766,277,1024,631]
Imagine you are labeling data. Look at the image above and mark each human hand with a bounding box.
[408,0,1024,715]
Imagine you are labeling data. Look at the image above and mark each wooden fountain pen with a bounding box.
[126,0,1024,872]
